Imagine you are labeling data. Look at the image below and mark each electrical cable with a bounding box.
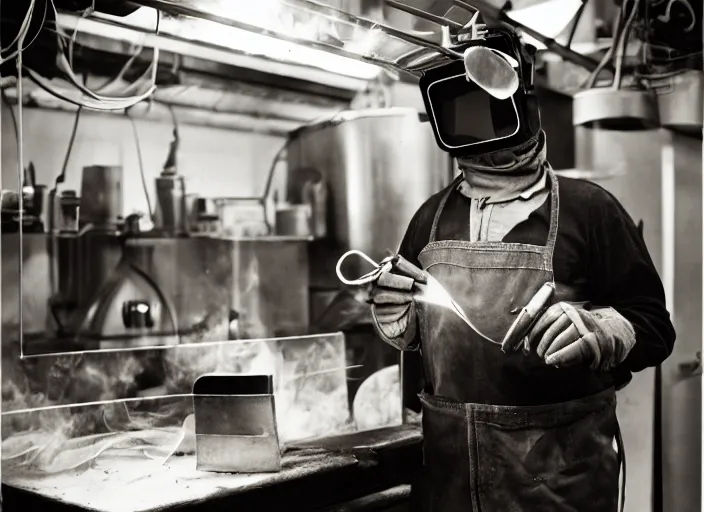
[584,0,629,88]
[26,70,87,108]
[163,102,179,171]
[4,12,31,51]
[587,3,627,87]
[612,0,640,89]
[16,5,28,360]
[25,1,160,111]
[67,0,95,69]
[0,0,36,63]
[57,106,82,186]
[0,0,48,65]
[25,66,156,110]
[125,111,154,221]
[636,69,689,80]
[126,102,180,223]
[61,20,155,100]
[19,0,47,52]
[58,5,161,101]
[257,107,346,233]
[645,42,702,61]
[96,44,145,93]
[566,0,588,49]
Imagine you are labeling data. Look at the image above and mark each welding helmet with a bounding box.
[419,28,541,159]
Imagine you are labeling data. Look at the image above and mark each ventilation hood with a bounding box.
[8,2,386,135]
[12,0,595,134]
[119,0,595,73]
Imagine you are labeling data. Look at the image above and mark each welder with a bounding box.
[368,26,676,512]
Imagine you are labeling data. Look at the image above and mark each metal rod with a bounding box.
[452,0,486,17]
[395,46,433,63]
[372,23,461,59]
[396,49,448,72]
[282,0,461,59]
[123,0,375,64]
[385,0,465,29]
[510,18,603,71]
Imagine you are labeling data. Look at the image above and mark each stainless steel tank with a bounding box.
[286,107,450,291]
[570,127,702,512]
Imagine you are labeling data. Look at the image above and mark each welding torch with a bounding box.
[336,250,489,337]
[375,254,429,296]
[336,250,428,289]
[500,281,556,353]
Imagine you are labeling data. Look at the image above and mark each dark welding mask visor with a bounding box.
[419,28,540,158]
[425,71,520,150]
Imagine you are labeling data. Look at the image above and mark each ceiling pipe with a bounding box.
[125,0,608,76]
[451,0,605,71]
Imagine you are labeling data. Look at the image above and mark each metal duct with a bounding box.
[286,107,450,289]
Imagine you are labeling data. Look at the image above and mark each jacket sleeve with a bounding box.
[396,209,426,412]
[384,191,445,412]
[373,209,424,352]
[587,187,676,373]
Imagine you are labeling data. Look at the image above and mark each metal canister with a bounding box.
[58,190,81,233]
[275,205,312,237]
[301,178,328,238]
[154,170,187,235]
[185,193,200,232]
[79,165,123,229]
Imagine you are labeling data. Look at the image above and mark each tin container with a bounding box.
[275,204,311,237]
[79,165,123,229]
[154,171,187,235]
[193,373,281,473]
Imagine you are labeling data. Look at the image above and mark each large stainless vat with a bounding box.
[569,127,702,512]
[286,107,450,291]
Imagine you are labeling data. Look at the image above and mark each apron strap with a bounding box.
[428,174,464,243]
[616,421,627,512]
[543,165,560,271]
[428,166,560,266]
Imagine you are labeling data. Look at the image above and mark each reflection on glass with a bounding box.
[2,334,353,507]
[4,334,350,433]
[95,0,453,74]
[1,37,418,506]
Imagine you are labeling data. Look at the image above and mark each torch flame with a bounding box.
[414,276,497,344]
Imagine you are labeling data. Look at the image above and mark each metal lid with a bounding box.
[656,70,703,135]
[573,88,660,131]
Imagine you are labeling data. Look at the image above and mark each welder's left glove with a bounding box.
[525,302,637,371]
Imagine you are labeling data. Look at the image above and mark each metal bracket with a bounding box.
[678,351,702,378]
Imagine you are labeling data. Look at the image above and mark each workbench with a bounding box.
[2,425,422,512]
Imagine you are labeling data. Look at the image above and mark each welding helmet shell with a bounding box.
[419,28,542,159]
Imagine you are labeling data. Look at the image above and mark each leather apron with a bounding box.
[415,168,624,512]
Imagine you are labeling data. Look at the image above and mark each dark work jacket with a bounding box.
[399,175,676,412]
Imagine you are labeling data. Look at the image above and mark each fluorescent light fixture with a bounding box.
[87,4,381,81]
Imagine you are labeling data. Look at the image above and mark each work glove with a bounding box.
[524,302,637,371]
[369,260,426,351]
[371,289,417,341]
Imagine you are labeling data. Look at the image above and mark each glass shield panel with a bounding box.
[1,4,456,504]
[2,334,363,510]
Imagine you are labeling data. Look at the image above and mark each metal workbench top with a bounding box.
[2,424,423,512]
